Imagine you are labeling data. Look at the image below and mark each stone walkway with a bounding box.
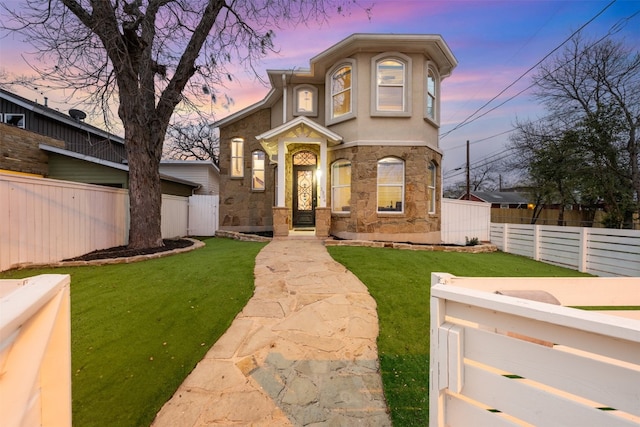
[152,237,391,426]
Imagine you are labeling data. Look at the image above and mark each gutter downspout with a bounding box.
[282,73,287,124]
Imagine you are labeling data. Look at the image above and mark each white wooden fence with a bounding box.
[442,199,491,245]
[0,274,72,427]
[430,272,640,427]
[161,194,188,239]
[491,223,640,277]
[1,173,129,271]
[0,173,219,272]
[188,195,219,236]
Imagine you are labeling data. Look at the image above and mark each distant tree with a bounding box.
[532,35,640,227]
[506,35,639,227]
[2,0,370,248]
[164,121,220,165]
[507,119,582,225]
[443,163,502,199]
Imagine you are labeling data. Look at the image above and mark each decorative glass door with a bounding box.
[292,151,317,227]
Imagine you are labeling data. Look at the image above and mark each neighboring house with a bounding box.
[464,191,530,209]
[0,88,199,196]
[216,33,457,242]
[159,160,220,195]
[0,87,126,165]
[41,144,199,196]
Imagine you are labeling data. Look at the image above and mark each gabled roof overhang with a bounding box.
[255,116,342,163]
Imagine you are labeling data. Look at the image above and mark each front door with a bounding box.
[292,151,317,227]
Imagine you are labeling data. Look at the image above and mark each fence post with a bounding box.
[533,225,540,261]
[502,223,509,252]
[578,227,589,273]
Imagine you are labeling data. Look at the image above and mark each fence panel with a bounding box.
[188,195,219,236]
[537,226,581,270]
[0,173,128,271]
[441,199,490,245]
[586,228,640,277]
[161,194,189,239]
[0,173,200,271]
[504,224,535,258]
[0,274,72,427]
[491,223,640,277]
[430,273,640,427]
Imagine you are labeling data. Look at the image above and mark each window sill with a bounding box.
[423,116,440,127]
[327,113,356,126]
[371,111,411,118]
[377,211,405,217]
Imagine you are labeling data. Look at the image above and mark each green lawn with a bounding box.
[2,239,591,427]
[0,237,267,427]
[326,247,590,426]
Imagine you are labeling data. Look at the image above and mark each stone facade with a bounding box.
[328,145,442,243]
[272,207,290,237]
[314,207,331,237]
[0,123,64,176]
[215,34,456,243]
[219,109,275,232]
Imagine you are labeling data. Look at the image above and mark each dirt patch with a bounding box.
[63,239,195,261]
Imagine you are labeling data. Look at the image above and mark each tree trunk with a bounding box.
[125,123,164,249]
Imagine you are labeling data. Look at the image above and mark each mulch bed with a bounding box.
[63,239,194,262]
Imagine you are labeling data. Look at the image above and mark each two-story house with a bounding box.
[216,33,457,243]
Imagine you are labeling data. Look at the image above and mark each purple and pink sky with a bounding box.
[1,0,639,185]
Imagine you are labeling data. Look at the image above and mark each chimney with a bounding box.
[44,97,48,107]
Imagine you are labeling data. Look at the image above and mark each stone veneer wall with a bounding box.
[329,144,442,244]
[0,123,65,176]
[219,109,275,232]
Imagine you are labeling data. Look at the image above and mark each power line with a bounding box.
[442,6,640,183]
[440,0,618,140]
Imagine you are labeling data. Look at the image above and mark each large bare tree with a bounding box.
[533,35,640,225]
[2,0,369,248]
[164,121,220,164]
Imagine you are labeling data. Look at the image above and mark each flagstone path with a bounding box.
[152,237,391,426]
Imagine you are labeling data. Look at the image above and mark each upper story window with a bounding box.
[377,157,404,213]
[252,150,265,190]
[331,160,351,213]
[4,113,25,128]
[230,137,244,178]
[372,53,411,116]
[427,161,437,214]
[327,60,355,124]
[426,67,439,122]
[294,85,318,117]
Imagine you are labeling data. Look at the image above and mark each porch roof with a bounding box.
[255,116,342,162]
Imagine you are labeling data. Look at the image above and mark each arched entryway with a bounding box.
[292,151,317,227]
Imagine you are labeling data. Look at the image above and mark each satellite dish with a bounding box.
[69,109,87,121]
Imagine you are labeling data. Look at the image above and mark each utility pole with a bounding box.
[466,140,470,200]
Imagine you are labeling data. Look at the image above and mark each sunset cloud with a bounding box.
[1,0,638,178]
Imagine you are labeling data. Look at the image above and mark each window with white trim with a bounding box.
[230,137,244,178]
[4,113,25,128]
[252,150,265,190]
[372,53,411,116]
[426,67,438,121]
[377,157,404,213]
[294,85,318,117]
[377,59,405,111]
[427,161,437,214]
[331,160,351,213]
[328,61,355,122]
